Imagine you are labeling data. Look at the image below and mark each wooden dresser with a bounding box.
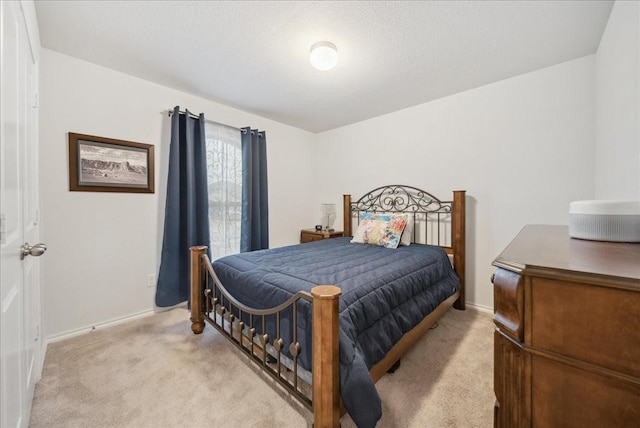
[492,225,640,428]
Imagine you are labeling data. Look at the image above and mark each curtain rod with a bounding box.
[167,108,243,133]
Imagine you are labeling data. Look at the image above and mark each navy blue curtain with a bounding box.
[156,107,210,307]
[240,127,269,252]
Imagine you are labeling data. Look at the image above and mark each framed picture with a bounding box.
[68,133,154,193]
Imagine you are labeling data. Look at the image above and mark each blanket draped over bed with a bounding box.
[211,237,461,427]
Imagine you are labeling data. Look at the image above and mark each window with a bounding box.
[205,123,242,260]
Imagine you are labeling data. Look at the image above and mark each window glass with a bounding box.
[205,123,242,260]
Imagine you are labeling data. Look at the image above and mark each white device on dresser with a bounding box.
[569,200,640,242]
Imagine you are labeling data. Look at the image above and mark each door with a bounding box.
[1,1,42,427]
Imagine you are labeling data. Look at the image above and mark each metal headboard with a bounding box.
[346,184,454,247]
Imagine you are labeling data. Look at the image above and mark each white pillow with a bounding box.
[399,215,414,246]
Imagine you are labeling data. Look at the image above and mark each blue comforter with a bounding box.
[212,237,460,427]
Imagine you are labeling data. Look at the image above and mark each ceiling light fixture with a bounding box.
[310,41,338,71]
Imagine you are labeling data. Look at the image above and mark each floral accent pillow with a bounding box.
[350,218,389,246]
[352,213,408,249]
[378,214,408,249]
[358,212,413,246]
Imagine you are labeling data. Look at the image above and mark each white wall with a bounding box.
[315,56,597,310]
[41,2,634,337]
[40,49,317,339]
[595,0,640,200]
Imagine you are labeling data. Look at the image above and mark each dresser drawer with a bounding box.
[301,232,324,243]
[531,355,640,427]
[530,277,640,378]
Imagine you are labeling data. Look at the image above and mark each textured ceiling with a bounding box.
[35,1,614,133]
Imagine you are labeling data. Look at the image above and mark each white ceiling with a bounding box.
[35,1,614,133]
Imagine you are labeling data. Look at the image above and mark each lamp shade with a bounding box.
[310,41,338,71]
[321,203,337,216]
[321,203,337,230]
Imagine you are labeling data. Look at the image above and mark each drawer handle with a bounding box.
[490,273,495,284]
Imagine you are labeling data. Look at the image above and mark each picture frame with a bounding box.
[68,132,155,193]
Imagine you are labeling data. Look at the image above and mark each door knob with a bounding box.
[21,242,47,260]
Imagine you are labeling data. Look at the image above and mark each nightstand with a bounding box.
[300,229,344,244]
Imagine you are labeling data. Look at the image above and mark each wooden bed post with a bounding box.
[311,285,342,428]
[190,245,207,334]
[452,190,466,310]
[343,194,351,237]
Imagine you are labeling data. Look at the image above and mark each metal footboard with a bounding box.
[189,245,341,427]
[201,254,314,407]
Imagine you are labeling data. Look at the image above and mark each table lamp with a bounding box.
[321,203,337,231]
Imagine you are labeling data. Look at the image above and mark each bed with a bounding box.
[189,185,466,427]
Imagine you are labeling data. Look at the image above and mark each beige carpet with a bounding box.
[30,307,494,427]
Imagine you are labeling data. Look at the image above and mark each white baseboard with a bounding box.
[465,301,494,314]
[45,308,157,345]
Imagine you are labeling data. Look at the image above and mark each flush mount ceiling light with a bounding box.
[310,41,338,71]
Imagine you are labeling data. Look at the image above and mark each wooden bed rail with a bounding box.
[189,245,341,428]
